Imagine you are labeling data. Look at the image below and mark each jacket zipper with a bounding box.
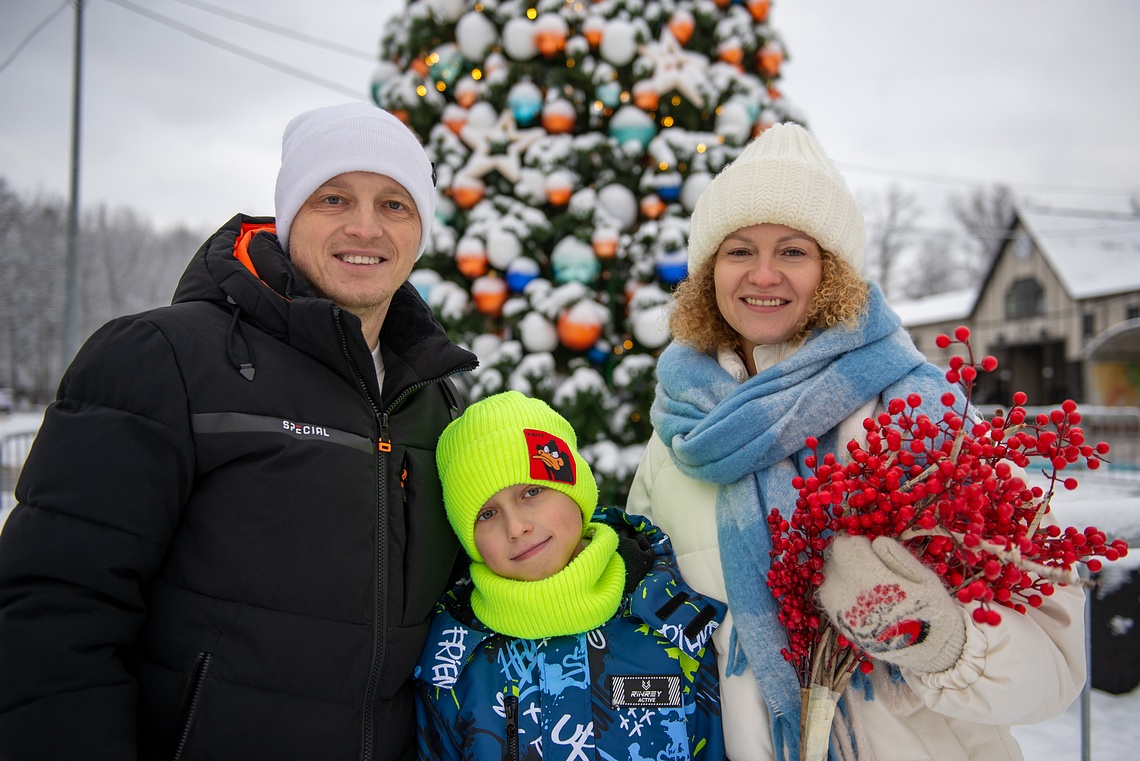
[335,309,474,761]
[504,693,520,761]
[172,650,212,761]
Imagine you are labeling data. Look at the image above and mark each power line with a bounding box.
[102,0,364,99]
[0,0,71,74]
[165,0,376,61]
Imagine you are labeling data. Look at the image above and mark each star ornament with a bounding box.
[636,28,711,108]
[455,109,546,184]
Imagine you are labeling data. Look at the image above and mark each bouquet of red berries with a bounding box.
[766,327,1128,761]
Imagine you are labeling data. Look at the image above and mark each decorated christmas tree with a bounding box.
[372,0,801,502]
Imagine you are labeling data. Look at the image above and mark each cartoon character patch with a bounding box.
[524,429,576,485]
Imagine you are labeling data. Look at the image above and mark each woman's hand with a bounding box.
[818,535,967,674]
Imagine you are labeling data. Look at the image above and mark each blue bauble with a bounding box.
[595,81,622,108]
[655,250,688,286]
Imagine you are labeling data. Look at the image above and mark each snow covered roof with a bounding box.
[891,288,976,328]
[1019,207,1140,299]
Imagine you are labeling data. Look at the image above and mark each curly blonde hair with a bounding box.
[669,250,869,353]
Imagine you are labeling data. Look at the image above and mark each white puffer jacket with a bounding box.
[627,345,1087,761]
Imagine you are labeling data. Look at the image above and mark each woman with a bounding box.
[627,122,1086,761]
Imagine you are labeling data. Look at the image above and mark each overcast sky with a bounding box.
[1,0,1137,236]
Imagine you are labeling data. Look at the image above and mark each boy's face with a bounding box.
[473,484,585,581]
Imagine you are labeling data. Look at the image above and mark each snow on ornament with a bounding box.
[542,99,576,134]
[455,236,489,279]
[515,168,547,204]
[639,193,665,220]
[408,269,442,302]
[487,227,522,270]
[596,184,639,230]
[505,256,541,292]
[600,19,638,66]
[442,103,469,135]
[370,60,400,101]
[632,81,659,111]
[470,333,502,363]
[502,18,537,60]
[655,171,683,202]
[655,248,688,285]
[545,170,575,207]
[718,38,744,68]
[582,16,604,48]
[520,311,559,352]
[427,0,464,22]
[667,10,695,46]
[452,176,486,210]
[681,172,712,212]
[507,80,543,126]
[587,339,611,365]
[435,192,457,224]
[472,275,509,317]
[455,11,498,62]
[454,77,480,108]
[534,14,569,58]
[591,226,619,259]
[551,236,600,285]
[608,106,656,151]
[557,301,607,351]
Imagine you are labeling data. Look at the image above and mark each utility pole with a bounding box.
[63,0,84,368]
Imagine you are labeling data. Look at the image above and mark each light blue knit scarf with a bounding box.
[652,284,959,761]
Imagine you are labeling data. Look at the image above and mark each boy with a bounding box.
[416,391,726,760]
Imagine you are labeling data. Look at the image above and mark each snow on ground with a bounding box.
[1,410,1137,754]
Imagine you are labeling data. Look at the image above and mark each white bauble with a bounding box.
[465,101,499,133]
[427,0,464,23]
[632,303,672,348]
[519,312,559,353]
[681,172,713,212]
[596,184,639,230]
[502,18,537,60]
[455,11,498,61]
[487,227,522,270]
[600,19,637,66]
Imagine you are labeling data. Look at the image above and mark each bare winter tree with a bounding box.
[900,233,967,299]
[861,184,922,300]
[950,184,1014,282]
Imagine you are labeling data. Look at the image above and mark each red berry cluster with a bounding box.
[766,325,1129,688]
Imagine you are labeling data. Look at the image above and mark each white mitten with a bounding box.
[818,535,967,674]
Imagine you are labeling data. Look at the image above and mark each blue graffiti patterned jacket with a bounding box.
[414,507,726,761]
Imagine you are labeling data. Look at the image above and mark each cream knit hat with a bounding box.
[273,102,435,257]
[687,122,865,272]
[436,391,598,563]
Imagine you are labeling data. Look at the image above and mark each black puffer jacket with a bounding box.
[0,215,477,760]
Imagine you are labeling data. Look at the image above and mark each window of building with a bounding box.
[1082,313,1095,337]
[1128,306,1139,321]
[1005,278,1044,320]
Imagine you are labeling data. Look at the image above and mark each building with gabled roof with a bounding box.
[892,204,1140,408]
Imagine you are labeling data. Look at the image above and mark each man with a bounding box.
[0,103,477,760]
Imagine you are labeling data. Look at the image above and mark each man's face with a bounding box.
[287,171,422,330]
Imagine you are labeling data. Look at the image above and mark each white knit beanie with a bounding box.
[273,102,435,257]
[687,122,865,273]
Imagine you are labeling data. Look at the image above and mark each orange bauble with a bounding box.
[456,251,489,279]
[542,109,576,134]
[639,194,665,220]
[592,229,619,259]
[546,186,573,207]
[667,14,694,45]
[718,44,744,67]
[632,85,660,112]
[747,0,771,23]
[557,312,603,351]
[758,47,783,78]
[410,58,429,77]
[452,182,485,210]
[472,276,509,317]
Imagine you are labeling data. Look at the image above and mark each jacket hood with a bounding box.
[414,506,726,689]
[171,214,476,400]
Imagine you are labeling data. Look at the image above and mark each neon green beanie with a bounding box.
[436,391,598,563]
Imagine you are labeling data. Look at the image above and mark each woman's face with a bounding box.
[713,223,824,356]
